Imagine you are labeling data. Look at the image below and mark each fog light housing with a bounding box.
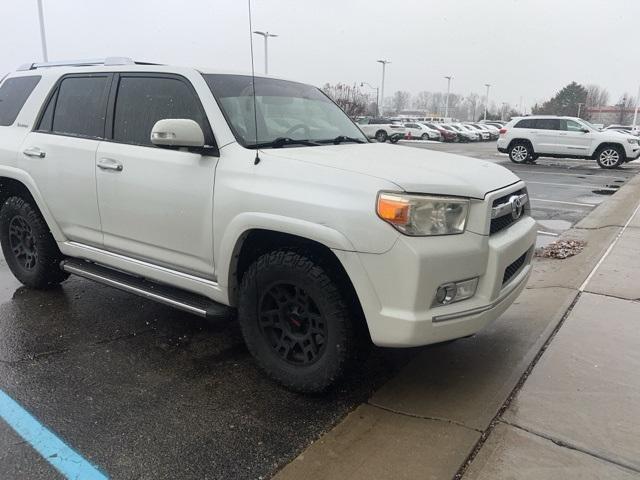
[433,278,478,307]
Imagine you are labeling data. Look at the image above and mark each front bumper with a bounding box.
[336,208,536,347]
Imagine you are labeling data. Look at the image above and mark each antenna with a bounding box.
[247,0,261,165]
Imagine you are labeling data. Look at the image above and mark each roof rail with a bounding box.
[16,57,140,71]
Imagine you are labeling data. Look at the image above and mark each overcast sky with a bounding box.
[2,0,639,109]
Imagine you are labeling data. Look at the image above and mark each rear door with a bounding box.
[557,119,593,156]
[18,74,111,246]
[95,73,218,278]
[532,118,561,153]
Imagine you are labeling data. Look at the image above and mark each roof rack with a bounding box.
[16,57,156,71]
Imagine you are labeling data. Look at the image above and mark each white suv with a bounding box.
[497,115,640,168]
[0,58,536,392]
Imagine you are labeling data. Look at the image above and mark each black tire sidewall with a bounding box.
[238,251,352,392]
[596,146,624,169]
[375,131,388,142]
[0,197,66,288]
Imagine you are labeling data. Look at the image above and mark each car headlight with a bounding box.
[376,192,469,236]
[627,138,638,144]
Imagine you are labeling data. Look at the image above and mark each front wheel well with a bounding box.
[592,142,625,159]
[228,229,369,338]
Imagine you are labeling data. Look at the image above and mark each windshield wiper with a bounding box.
[254,137,321,149]
[320,135,366,145]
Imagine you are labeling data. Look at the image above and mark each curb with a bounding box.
[273,171,640,480]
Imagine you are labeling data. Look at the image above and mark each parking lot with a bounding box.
[399,140,640,246]
[1,141,639,480]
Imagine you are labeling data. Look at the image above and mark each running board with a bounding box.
[60,259,232,319]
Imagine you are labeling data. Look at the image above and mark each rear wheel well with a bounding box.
[0,177,36,209]
[507,138,534,152]
[229,229,369,338]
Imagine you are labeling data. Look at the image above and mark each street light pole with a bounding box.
[360,82,380,116]
[501,102,508,121]
[36,0,48,62]
[444,76,452,118]
[252,30,278,75]
[484,83,491,121]
[632,84,640,129]
[577,102,584,118]
[377,60,390,116]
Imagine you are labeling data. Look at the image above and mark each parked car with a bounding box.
[604,125,640,137]
[497,115,640,168]
[403,122,441,140]
[448,124,479,142]
[0,58,536,392]
[357,117,405,142]
[423,122,457,142]
[469,123,499,140]
[464,124,491,141]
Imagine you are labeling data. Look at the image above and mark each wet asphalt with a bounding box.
[1,140,639,479]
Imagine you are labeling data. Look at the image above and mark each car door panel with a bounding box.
[95,142,217,277]
[532,119,560,154]
[557,120,593,155]
[96,73,217,278]
[17,73,111,246]
[19,133,102,245]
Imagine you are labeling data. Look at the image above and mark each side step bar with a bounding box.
[61,259,232,319]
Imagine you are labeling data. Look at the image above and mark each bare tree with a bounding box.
[322,83,369,117]
[392,91,411,113]
[413,91,431,111]
[585,84,609,109]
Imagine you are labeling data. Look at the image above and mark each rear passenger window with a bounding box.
[113,76,209,147]
[0,76,41,126]
[43,76,110,138]
[534,119,560,130]
[514,118,534,128]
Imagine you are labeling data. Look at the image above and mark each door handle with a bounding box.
[97,158,123,172]
[23,147,46,158]
[558,133,568,136]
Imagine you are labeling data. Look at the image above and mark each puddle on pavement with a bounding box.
[591,184,620,196]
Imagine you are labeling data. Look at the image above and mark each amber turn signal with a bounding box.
[377,194,410,225]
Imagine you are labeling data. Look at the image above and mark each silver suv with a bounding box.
[497,115,640,168]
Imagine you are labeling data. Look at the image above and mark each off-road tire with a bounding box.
[238,250,357,393]
[595,145,625,169]
[375,130,388,142]
[508,141,532,164]
[0,196,68,289]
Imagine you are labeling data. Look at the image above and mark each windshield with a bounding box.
[203,74,367,148]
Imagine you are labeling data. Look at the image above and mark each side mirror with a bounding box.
[151,119,205,148]
[581,128,590,133]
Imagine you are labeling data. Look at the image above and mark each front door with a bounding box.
[557,119,593,156]
[95,74,218,278]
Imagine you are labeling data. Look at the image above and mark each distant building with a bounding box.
[586,106,637,126]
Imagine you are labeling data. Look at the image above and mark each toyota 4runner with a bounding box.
[0,58,536,392]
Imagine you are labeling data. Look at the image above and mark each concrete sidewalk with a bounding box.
[466,206,640,479]
[274,174,640,480]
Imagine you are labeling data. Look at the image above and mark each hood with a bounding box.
[266,143,520,199]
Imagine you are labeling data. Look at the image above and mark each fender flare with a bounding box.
[216,212,356,288]
[0,166,66,241]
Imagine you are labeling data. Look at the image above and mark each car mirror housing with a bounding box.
[151,119,205,148]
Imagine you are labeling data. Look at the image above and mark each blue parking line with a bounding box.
[0,389,108,480]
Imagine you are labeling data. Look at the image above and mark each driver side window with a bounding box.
[565,119,584,132]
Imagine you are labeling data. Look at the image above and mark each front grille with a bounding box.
[490,188,527,235]
[502,251,528,285]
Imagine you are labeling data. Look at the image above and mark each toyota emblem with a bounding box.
[509,195,524,220]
